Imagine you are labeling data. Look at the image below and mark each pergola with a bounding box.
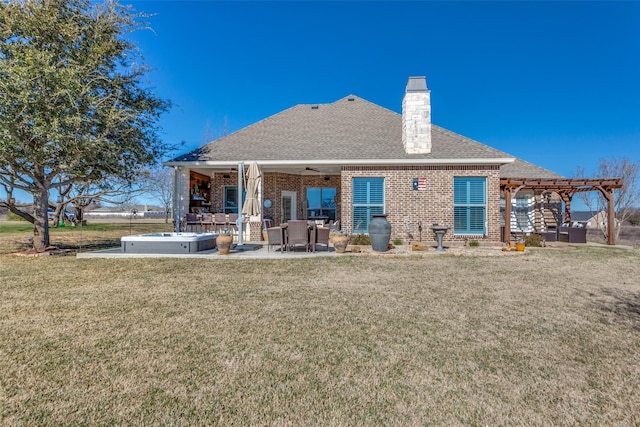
[500,178,623,245]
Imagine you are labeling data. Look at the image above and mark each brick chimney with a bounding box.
[402,76,431,154]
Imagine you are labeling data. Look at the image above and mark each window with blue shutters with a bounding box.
[352,177,384,234]
[454,177,486,235]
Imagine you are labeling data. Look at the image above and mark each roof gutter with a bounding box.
[164,157,516,167]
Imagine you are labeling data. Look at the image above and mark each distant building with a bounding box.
[84,205,165,218]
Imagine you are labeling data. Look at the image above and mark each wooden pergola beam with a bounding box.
[501,178,623,189]
[504,187,511,243]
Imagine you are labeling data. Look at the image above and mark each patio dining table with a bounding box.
[279,221,318,252]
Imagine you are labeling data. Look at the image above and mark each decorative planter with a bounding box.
[262,231,268,241]
[332,234,349,254]
[515,241,525,252]
[216,234,233,255]
[369,214,391,252]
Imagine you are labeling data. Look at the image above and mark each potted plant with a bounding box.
[216,228,234,255]
[330,229,349,254]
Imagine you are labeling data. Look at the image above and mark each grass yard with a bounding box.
[0,220,174,255]
[0,224,639,425]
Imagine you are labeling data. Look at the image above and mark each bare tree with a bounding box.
[575,157,640,240]
[140,168,174,223]
[62,177,146,224]
[202,116,230,143]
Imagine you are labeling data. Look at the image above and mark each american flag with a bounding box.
[418,177,427,190]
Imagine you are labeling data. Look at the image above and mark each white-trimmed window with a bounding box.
[454,176,486,235]
[352,177,384,234]
[306,187,336,221]
[224,186,244,214]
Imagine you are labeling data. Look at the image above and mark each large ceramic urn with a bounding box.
[332,233,349,254]
[216,233,233,255]
[369,214,391,252]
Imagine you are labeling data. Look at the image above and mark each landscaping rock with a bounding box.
[412,241,429,251]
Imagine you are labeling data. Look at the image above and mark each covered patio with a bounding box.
[172,161,342,242]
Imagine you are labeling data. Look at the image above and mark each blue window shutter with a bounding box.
[352,177,384,234]
[454,179,468,204]
[453,177,486,234]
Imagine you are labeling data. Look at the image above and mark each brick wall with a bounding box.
[262,173,301,222]
[206,167,504,242]
[208,171,342,225]
[262,173,341,223]
[209,172,239,213]
[341,165,502,242]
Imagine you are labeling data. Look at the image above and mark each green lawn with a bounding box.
[1,222,639,425]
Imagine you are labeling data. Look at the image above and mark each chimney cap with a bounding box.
[406,76,428,92]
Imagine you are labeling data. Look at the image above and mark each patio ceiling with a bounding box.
[186,164,342,177]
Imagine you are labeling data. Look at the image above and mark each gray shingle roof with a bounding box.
[570,211,597,222]
[168,95,562,178]
[500,158,563,179]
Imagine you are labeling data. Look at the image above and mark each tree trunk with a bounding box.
[73,205,85,223]
[33,190,50,250]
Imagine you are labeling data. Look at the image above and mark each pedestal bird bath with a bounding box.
[429,224,450,252]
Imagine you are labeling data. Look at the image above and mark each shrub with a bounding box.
[468,239,480,247]
[524,234,543,247]
[392,238,403,246]
[628,213,640,226]
[351,233,370,245]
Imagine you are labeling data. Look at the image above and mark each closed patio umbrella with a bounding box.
[241,161,261,216]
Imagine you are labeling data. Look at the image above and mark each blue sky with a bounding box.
[127,0,640,181]
[4,1,640,206]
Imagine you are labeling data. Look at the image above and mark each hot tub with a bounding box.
[121,232,218,253]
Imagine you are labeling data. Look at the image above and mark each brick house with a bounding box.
[165,76,564,242]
